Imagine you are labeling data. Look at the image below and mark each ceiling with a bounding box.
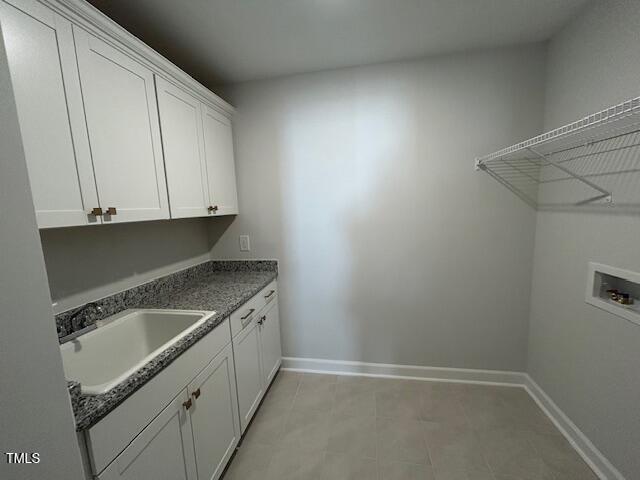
[87,0,590,87]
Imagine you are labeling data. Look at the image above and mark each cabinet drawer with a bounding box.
[258,280,278,312]
[230,280,278,337]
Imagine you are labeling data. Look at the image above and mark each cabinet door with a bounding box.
[97,389,196,480]
[233,321,264,433]
[73,26,169,223]
[259,300,282,387]
[0,0,99,228]
[155,76,210,218]
[201,104,238,216]
[188,343,240,480]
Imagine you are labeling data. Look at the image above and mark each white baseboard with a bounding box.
[281,357,624,480]
[524,374,625,480]
[282,356,526,386]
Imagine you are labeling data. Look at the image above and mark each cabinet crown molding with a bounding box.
[40,0,235,117]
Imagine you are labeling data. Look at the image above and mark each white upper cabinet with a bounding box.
[155,77,209,218]
[2,0,237,228]
[0,0,100,228]
[73,26,169,224]
[202,105,239,216]
[156,78,239,219]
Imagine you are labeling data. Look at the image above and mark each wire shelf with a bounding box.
[475,96,640,210]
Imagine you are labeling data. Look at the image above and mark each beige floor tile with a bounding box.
[377,417,430,465]
[320,452,378,480]
[528,431,599,480]
[223,442,273,480]
[374,377,424,394]
[300,372,338,387]
[224,374,595,480]
[497,388,559,435]
[431,466,495,480]
[419,382,464,395]
[420,386,468,427]
[242,401,290,445]
[273,370,303,388]
[334,384,377,418]
[424,422,490,475]
[461,386,513,431]
[379,460,436,480]
[376,389,423,420]
[327,413,377,459]
[264,447,325,480]
[336,375,379,389]
[476,427,555,480]
[262,374,300,410]
[462,385,557,435]
[279,409,332,453]
[292,379,336,413]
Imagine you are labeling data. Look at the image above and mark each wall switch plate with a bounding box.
[239,235,250,252]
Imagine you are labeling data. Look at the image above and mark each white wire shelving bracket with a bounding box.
[475,96,640,209]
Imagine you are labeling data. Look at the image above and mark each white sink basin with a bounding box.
[60,309,215,395]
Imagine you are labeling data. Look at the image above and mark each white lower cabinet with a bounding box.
[97,389,197,480]
[233,316,264,432]
[259,300,282,387]
[233,281,282,432]
[86,320,237,480]
[188,343,240,480]
[85,283,281,480]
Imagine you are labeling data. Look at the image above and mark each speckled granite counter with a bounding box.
[59,260,277,431]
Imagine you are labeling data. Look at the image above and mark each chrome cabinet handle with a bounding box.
[240,308,255,328]
[192,388,201,399]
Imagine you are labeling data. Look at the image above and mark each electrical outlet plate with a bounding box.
[239,235,250,252]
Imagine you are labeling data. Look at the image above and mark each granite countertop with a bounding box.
[61,261,277,431]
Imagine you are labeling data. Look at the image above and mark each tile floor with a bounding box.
[222,371,598,480]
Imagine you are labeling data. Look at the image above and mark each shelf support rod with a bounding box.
[481,165,538,209]
[526,147,612,204]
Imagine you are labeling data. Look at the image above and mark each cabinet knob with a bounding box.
[192,388,201,399]
[207,205,219,213]
[104,207,117,215]
[258,315,266,326]
[183,398,193,410]
[90,207,103,216]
